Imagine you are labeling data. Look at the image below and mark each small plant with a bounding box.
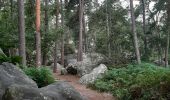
[0,55,22,64]
[24,67,55,88]
[10,56,22,64]
[89,63,170,100]
[0,54,10,64]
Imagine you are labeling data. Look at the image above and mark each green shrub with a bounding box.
[24,67,55,88]
[0,54,10,63]
[90,63,170,100]
[10,56,22,64]
[0,54,22,64]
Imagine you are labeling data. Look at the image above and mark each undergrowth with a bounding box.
[89,63,170,100]
[0,54,22,65]
[24,67,55,88]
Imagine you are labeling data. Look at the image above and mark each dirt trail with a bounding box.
[55,72,115,100]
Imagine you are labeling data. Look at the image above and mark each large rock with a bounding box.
[66,53,106,76]
[0,62,85,100]
[84,53,107,64]
[79,64,108,85]
[66,53,107,65]
[154,59,165,66]
[3,82,86,100]
[0,62,37,98]
[67,59,77,65]
[2,84,49,100]
[66,60,96,76]
[41,81,85,100]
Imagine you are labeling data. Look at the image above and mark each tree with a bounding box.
[60,0,65,66]
[130,0,141,64]
[42,0,49,65]
[77,0,84,61]
[106,0,111,58]
[165,0,170,67]
[53,0,60,73]
[35,0,41,67]
[18,0,26,66]
[82,7,87,53]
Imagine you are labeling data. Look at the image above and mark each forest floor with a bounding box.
[55,72,115,100]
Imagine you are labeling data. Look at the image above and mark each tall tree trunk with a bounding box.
[83,12,87,53]
[106,0,111,58]
[42,0,49,65]
[165,34,169,67]
[60,0,65,66]
[18,0,26,66]
[130,0,141,64]
[35,0,41,67]
[158,33,162,62]
[54,41,58,73]
[165,0,170,67]
[77,0,84,61]
[65,0,68,7]
[141,0,148,60]
[53,0,60,73]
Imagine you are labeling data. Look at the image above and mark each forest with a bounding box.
[0,0,170,100]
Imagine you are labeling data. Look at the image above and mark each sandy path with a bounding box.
[55,72,115,100]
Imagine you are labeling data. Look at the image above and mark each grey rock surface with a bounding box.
[41,81,85,100]
[0,62,37,99]
[66,53,106,76]
[79,64,108,85]
[0,62,85,100]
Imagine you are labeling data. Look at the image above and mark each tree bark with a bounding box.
[165,0,170,67]
[60,0,65,66]
[130,0,141,64]
[54,41,58,73]
[106,0,111,58]
[82,11,87,53]
[42,0,49,65]
[53,0,60,73]
[165,34,169,67]
[61,36,65,66]
[77,0,84,61]
[35,0,41,67]
[18,0,26,66]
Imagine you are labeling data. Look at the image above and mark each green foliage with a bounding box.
[0,55,22,64]
[0,55,10,64]
[10,56,22,64]
[0,1,18,49]
[24,67,55,88]
[0,47,22,65]
[43,28,64,42]
[90,63,170,100]
[88,1,134,62]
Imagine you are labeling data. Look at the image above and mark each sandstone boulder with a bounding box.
[79,64,108,85]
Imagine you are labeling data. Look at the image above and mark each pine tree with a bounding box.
[130,0,141,64]
[77,0,84,61]
[53,0,60,73]
[35,0,41,67]
[18,0,26,66]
